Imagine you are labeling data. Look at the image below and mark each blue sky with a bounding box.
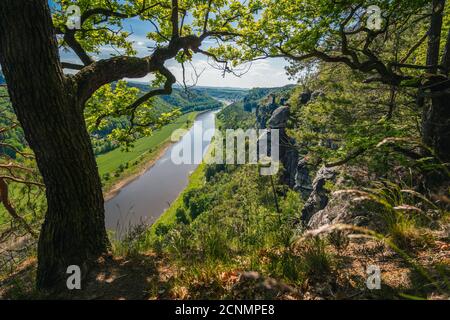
[59,13,295,89]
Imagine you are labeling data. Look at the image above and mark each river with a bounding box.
[104,110,217,236]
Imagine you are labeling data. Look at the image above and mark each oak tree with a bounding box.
[0,0,253,290]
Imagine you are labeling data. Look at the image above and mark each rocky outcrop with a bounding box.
[301,166,337,222]
[256,94,278,129]
[268,106,290,128]
[294,159,313,199]
[267,106,299,188]
[255,90,327,191]
[307,192,385,231]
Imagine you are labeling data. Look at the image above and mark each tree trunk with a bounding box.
[422,0,450,165]
[0,0,109,291]
[422,92,450,164]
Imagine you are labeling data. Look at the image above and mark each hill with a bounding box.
[242,85,295,112]
[128,82,223,113]
[190,86,248,102]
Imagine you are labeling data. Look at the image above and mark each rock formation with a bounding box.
[267,106,298,188]
[301,166,337,222]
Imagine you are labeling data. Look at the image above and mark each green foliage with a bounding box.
[160,88,223,113]
[216,102,255,130]
[175,207,190,225]
[155,223,170,237]
[340,179,443,251]
[297,237,334,280]
[192,87,249,102]
[0,88,46,230]
[85,80,181,146]
[111,223,148,257]
[242,85,294,112]
[288,64,421,177]
[182,188,214,220]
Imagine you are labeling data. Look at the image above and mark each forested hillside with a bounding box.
[133,74,450,299]
[191,87,249,102]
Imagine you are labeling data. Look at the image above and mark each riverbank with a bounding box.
[146,111,225,238]
[99,112,199,200]
[146,135,218,239]
[147,161,207,238]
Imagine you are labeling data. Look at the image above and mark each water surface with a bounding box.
[104,110,217,233]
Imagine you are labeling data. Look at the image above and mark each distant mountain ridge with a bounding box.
[127,82,222,113]
[128,81,249,103]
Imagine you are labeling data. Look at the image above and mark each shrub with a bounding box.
[201,226,230,261]
[183,188,213,220]
[155,223,170,237]
[175,207,190,224]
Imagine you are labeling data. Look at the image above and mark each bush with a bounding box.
[205,164,226,181]
[175,207,190,224]
[155,223,170,237]
[183,188,213,220]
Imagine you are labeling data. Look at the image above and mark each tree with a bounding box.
[219,0,450,165]
[0,0,253,291]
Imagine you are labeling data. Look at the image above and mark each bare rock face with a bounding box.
[268,105,290,128]
[307,193,385,231]
[301,166,337,222]
[294,159,313,199]
[266,106,299,188]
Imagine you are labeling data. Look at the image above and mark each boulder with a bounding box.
[294,158,313,199]
[308,193,385,231]
[268,106,290,128]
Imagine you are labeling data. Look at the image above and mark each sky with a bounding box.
[60,16,296,89]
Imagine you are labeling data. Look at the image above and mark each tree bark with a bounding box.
[422,0,450,164]
[0,0,109,290]
[426,0,445,73]
[422,91,450,163]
